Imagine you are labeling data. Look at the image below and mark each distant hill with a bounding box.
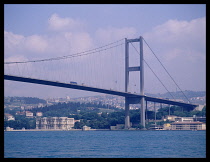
[4,96,47,105]
[145,90,206,100]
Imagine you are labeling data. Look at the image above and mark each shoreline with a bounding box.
[4,129,206,132]
[4,128,110,131]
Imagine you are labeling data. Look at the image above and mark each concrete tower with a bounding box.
[124,36,145,129]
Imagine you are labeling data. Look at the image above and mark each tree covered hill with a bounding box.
[4,96,46,104]
[31,101,118,117]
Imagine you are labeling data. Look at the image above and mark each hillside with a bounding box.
[4,96,46,105]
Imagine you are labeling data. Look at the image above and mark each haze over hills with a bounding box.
[4,90,206,111]
[145,90,206,100]
[5,90,206,102]
[71,90,206,109]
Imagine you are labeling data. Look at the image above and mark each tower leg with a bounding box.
[140,97,146,128]
[125,97,130,129]
[139,36,145,129]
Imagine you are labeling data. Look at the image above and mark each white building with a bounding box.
[25,111,33,117]
[5,127,14,131]
[4,114,15,121]
[175,117,194,122]
[66,96,71,100]
[174,116,206,123]
[36,117,75,130]
[36,112,43,117]
[163,115,178,121]
[82,125,91,131]
[38,103,44,108]
[171,121,206,130]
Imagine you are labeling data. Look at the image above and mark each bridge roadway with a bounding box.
[4,75,197,110]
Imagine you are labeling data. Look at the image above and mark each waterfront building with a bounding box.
[82,125,91,131]
[36,117,75,130]
[193,116,206,123]
[5,126,14,131]
[163,123,171,130]
[175,117,194,122]
[174,116,206,123]
[171,121,206,130]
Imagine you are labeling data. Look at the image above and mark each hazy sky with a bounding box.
[4,4,206,99]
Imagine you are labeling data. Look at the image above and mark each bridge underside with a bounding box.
[4,75,197,110]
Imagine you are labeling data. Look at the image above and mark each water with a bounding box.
[4,130,206,158]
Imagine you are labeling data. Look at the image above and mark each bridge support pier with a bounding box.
[124,96,145,129]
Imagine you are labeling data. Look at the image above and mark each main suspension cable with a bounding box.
[142,38,191,103]
[5,38,125,64]
[130,42,175,100]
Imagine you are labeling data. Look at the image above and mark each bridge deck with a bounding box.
[4,75,197,110]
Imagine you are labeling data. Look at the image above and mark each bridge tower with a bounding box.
[124,36,145,129]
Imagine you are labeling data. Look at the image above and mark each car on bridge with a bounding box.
[70,81,77,85]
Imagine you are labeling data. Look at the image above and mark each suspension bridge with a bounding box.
[4,36,198,129]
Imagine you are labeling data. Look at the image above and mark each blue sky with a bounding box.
[4,4,206,98]
[5,4,205,36]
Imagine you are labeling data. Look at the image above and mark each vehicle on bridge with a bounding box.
[70,81,77,85]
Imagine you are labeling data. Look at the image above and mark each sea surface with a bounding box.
[4,130,206,158]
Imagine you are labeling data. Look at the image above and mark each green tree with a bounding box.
[189,110,202,117]
[173,111,186,117]
[130,110,140,123]
[146,111,155,119]
[74,121,85,129]
[101,112,108,118]
[4,118,36,130]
